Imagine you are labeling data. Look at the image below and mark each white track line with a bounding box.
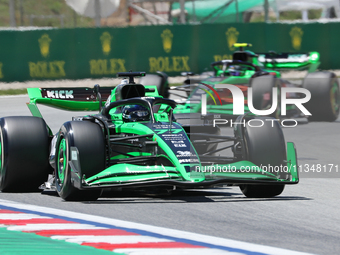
[113,248,240,255]
[50,235,173,244]
[7,223,107,231]
[0,213,50,219]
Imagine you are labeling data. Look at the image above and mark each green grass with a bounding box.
[0,89,27,95]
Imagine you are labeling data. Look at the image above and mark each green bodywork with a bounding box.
[174,44,320,116]
[26,80,299,190]
[232,43,320,72]
[258,51,320,73]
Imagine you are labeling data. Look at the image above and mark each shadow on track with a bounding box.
[42,188,311,204]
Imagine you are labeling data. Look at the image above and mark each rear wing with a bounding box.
[26,87,114,116]
[26,85,160,117]
[257,52,320,72]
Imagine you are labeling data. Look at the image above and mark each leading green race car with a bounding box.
[0,72,298,200]
[158,43,339,122]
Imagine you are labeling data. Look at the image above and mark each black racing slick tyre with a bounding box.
[249,75,282,119]
[0,116,50,192]
[238,117,286,198]
[55,121,105,201]
[302,71,339,121]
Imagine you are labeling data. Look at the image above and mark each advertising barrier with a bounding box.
[0,22,338,82]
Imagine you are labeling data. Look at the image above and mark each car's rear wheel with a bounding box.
[0,116,51,192]
[302,71,339,121]
[55,121,105,201]
[249,75,281,119]
[238,117,286,198]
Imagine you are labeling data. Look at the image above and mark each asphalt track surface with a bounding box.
[0,95,339,255]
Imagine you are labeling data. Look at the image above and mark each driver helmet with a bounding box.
[228,65,242,76]
[122,105,150,122]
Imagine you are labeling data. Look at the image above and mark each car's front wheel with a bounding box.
[55,121,105,201]
[237,117,286,198]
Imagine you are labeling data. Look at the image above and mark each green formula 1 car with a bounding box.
[0,72,298,200]
[164,43,339,122]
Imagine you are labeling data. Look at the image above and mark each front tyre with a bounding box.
[55,121,105,201]
[239,184,284,198]
[237,117,286,198]
[303,71,339,121]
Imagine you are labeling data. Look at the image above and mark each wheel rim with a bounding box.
[330,82,339,115]
[57,138,67,186]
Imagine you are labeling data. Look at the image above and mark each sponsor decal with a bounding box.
[155,129,183,135]
[153,124,177,129]
[177,151,194,157]
[213,54,232,62]
[29,61,66,78]
[43,90,74,99]
[179,158,199,163]
[38,34,51,58]
[100,32,112,56]
[28,34,66,78]
[149,29,190,72]
[160,134,186,142]
[171,141,184,144]
[174,143,186,147]
[89,32,126,75]
[225,27,239,51]
[290,26,303,50]
[161,29,173,53]
[89,58,126,75]
[149,56,190,72]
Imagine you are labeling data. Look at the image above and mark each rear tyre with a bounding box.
[302,71,339,121]
[55,121,105,201]
[249,75,281,119]
[0,116,51,192]
[238,117,286,198]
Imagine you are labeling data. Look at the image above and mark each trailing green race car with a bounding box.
[167,43,339,122]
[0,72,299,200]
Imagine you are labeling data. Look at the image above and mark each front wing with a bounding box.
[68,142,299,190]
